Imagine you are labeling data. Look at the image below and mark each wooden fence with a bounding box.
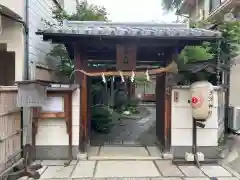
[0,86,22,174]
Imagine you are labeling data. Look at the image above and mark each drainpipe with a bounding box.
[23,0,29,80]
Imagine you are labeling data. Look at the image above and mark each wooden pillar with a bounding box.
[127,79,135,99]
[74,44,89,153]
[155,48,176,152]
[155,74,167,150]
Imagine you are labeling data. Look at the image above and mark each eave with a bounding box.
[0,4,22,20]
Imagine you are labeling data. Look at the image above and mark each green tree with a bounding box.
[179,17,240,84]
[45,0,108,76]
[195,17,240,63]
[178,44,214,64]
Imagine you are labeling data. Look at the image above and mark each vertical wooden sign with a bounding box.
[116,44,136,70]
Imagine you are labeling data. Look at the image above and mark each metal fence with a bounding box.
[0,86,22,176]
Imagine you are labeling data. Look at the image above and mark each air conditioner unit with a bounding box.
[228,106,240,132]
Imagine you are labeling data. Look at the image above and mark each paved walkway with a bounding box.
[16,104,240,180]
[88,146,162,160]
[18,159,240,180]
[91,107,156,146]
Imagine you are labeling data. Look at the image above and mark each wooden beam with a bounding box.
[47,36,181,47]
[86,53,165,61]
[0,43,7,51]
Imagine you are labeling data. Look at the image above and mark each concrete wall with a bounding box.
[229,57,240,106]
[171,87,225,158]
[35,88,80,160]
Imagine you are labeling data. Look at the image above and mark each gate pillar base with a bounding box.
[162,152,173,160]
[77,152,87,160]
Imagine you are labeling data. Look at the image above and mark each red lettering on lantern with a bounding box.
[191,95,203,109]
[192,97,199,104]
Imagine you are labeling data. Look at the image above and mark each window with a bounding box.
[209,0,221,12]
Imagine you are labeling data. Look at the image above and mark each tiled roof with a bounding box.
[37,20,221,39]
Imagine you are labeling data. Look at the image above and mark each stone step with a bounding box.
[87,146,163,160]
[88,155,162,160]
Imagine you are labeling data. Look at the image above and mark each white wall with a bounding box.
[230,56,240,106]
[171,87,224,147]
[0,0,24,18]
[0,16,25,81]
[36,88,80,146]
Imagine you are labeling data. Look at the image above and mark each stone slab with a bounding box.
[179,166,205,177]
[137,117,150,124]
[162,153,173,160]
[183,178,210,180]
[95,160,160,177]
[40,165,74,179]
[155,160,184,177]
[220,163,240,179]
[151,178,182,180]
[88,146,100,156]
[217,178,239,180]
[41,160,77,166]
[71,161,96,178]
[99,146,149,157]
[123,141,141,145]
[200,165,232,177]
[147,146,162,158]
[17,166,47,180]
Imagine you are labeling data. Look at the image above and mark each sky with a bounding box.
[87,0,177,23]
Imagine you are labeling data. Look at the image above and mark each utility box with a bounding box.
[171,85,225,159]
[15,80,48,107]
[228,106,240,133]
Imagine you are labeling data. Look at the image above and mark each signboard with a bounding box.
[41,96,64,112]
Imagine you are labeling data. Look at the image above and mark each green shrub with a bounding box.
[127,98,140,108]
[91,105,120,133]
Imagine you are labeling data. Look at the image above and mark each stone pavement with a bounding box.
[218,134,240,175]
[18,159,240,180]
[91,107,156,146]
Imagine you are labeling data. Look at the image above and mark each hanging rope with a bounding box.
[72,61,178,77]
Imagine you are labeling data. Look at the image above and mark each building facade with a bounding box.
[178,0,240,107]
[0,0,76,84]
[178,0,240,22]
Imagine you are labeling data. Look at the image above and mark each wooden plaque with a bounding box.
[116,44,136,70]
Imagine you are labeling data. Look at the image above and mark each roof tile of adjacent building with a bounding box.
[37,20,221,39]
